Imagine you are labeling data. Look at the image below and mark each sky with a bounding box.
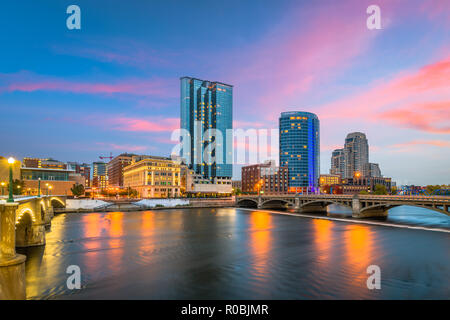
[0,0,449,185]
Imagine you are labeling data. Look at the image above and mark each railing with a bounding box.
[237,194,450,202]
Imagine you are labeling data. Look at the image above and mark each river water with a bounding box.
[18,206,449,299]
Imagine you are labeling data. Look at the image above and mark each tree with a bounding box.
[359,190,369,195]
[71,183,85,197]
[129,188,138,198]
[373,184,387,195]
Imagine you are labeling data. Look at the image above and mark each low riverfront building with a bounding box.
[123,155,182,198]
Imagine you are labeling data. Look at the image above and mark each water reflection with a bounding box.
[344,225,376,297]
[107,212,124,274]
[313,219,333,264]
[19,208,450,299]
[248,211,272,280]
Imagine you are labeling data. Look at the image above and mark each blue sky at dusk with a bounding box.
[0,0,449,184]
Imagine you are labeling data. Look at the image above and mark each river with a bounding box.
[18,206,449,299]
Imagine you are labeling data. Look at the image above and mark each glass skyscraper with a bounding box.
[180,77,233,180]
[279,111,320,192]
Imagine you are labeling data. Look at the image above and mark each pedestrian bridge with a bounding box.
[0,195,66,299]
[236,194,450,218]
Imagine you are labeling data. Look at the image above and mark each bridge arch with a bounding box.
[50,197,65,208]
[15,209,34,247]
[260,199,292,209]
[236,198,258,208]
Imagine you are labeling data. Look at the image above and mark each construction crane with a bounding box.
[99,152,113,161]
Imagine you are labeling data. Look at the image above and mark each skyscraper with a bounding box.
[180,77,233,181]
[343,132,369,179]
[92,161,108,188]
[279,111,320,192]
[330,148,345,176]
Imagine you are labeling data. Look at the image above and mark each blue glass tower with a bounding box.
[279,111,320,192]
[180,77,233,180]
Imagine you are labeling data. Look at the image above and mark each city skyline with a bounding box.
[1,0,449,185]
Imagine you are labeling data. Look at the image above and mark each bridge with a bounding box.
[0,195,66,299]
[236,194,450,218]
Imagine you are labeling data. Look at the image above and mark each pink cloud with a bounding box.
[0,71,175,97]
[105,117,179,133]
[225,0,386,117]
[388,139,450,152]
[317,55,450,134]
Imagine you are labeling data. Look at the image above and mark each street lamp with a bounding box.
[1,182,5,196]
[49,185,53,195]
[38,177,41,197]
[7,157,15,203]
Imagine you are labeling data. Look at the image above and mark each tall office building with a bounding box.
[343,132,369,179]
[330,148,345,176]
[180,76,233,181]
[92,161,108,188]
[279,111,320,192]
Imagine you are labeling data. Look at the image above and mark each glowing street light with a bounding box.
[7,157,15,203]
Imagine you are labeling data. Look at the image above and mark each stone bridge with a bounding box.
[236,194,450,218]
[0,195,66,299]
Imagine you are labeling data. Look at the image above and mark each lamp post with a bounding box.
[38,177,41,197]
[46,183,49,196]
[7,157,15,203]
[1,182,5,196]
[49,185,53,196]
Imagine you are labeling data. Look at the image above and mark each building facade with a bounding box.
[319,174,341,186]
[279,111,320,193]
[123,155,182,198]
[363,162,382,177]
[20,166,84,196]
[330,148,345,176]
[68,162,91,187]
[232,180,242,191]
[92,162,108,189]
[241,160,288,194]
[23,157,67,170]
[343,132,369,179]
[342,176,392,194]
[180,77,233,183]
[107,153,135,187]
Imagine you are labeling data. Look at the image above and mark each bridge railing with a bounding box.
[236,194,450,202]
